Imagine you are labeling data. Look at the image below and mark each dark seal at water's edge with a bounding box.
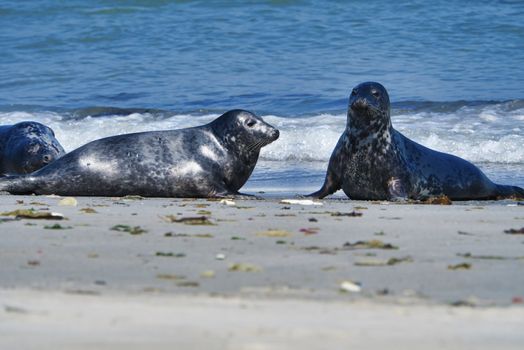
[310,82,524,200]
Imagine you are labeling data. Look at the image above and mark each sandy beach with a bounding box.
[1,194,523,349]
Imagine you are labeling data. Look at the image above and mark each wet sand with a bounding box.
[1,195,523,349]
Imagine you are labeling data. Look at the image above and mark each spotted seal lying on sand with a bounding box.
[309,82,524,200]
[0,110,279,197]
[0,121,65,176]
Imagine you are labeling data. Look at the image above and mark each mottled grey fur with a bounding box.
[0,110,279,197]
[310,82,524,200]
[0,121,65,176]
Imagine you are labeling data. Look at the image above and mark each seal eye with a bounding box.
[351,89,357,96]
[246,120,256,128]
[371,89,380,98]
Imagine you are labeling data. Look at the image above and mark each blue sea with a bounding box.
[1,0,523,194]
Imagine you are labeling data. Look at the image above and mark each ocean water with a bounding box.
[1,0,523,194]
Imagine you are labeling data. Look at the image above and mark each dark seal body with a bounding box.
[310,82,524,200]
[0,110,279,197]
[0,121,65,176]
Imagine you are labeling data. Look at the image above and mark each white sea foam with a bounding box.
[1,106,523,166]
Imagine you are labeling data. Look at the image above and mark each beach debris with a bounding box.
[176,281,200,287]
[280,199,323,206]
[215,253,226,260]
[228,263,261,272]
[0,217,19,223]
[448,262,472,270]
[379,216,403,220]
[195,203,210,208]
[195,233,214,238]
[276,240,287,244]
[29,201,48,206]
[44,223,72,230]
[354,256,412,266]
[200,270,216,278]
[308,217,318,222]
[330,211,363,217]
[0,209,64,220]
[374,231,385,236]
[257,229,291,237]
[4,305,29,314]
[121,195,144,200]
[220,199,236,206]
[16,200,24,204]
[27,260,40,266]
[275,213,296,217]
[321,266,336,271]
[79,207,97,214]
[354,206,368,210]
[512,296,523,304]
[450,300,476,307]
[58,197,78,206]
[87,253,99,258]
[339,280,362,293]
[110,224,147,235]
[458,230,474,236]
[422,195,452,205]
[64,289,100,296]
[302,246,338,255]
[300,227,319,235]
[155,252,186,258]
[197,210,212,215]
[343,240,398,250]
[504,227,524,234]
[163,215,215,225]
[156,273,186,281]
[457,252,524,260]
[231,236,246,240]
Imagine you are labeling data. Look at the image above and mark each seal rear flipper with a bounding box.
[0,175,37,195]
[495,184,524,199]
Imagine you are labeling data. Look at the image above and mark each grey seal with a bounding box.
[309,82,524,200]
[0,110,279,197]
[0,121,65,176]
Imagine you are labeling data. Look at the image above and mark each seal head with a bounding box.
[0,121,65,175]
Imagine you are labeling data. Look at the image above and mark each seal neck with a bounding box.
[346,107,393,140]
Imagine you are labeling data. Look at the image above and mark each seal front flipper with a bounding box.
[307,170,341,199]
[214,189,259,200]
[387,177,408,202]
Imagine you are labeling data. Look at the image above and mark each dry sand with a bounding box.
[1,194,523,349]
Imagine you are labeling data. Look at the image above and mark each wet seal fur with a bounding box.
[0,110,279,197]
[0,121,65,176]
[310,82,524,200]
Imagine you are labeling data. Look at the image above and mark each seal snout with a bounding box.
[270,128,280,141]
[351,97,370,111]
